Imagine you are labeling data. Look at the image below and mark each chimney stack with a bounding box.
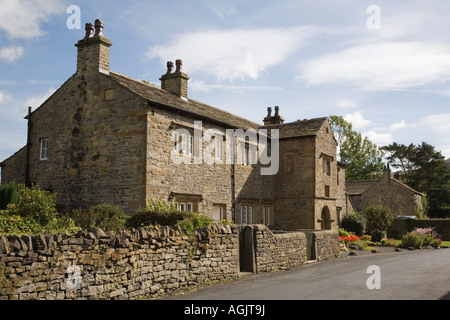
[75,19,112,75]
[160,59,190,99]
[264,106,284,125]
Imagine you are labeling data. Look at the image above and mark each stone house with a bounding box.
[346,164,424,217]
[0,20,350,231]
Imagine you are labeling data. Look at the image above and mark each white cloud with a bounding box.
[190,79,283,93]
[147,26,318,81]
[362,130,393,147]
[389,120,409,132]
[344,111,372,130]
[298,42,450,91]
[419,113,450,136]
[0,91,11,104]
[337,98,358,109]
[0,0,65,39]
[0,46,24,63]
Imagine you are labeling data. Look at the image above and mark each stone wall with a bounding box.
[0,225,340,300]
[307,229,341,260]
[387,219,450,241]
[0,225,239,300]
[253,225,307,272]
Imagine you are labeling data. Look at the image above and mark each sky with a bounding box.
[1,0,450,169]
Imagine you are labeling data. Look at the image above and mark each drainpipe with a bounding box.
[25,106,32,186]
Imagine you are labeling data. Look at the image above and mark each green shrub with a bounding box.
[0,214,39,235]
[341,211,366,236]
[401,232,424,249]
[126,199,194,227]
[7,185,57,225]
[71,204,126,231]
[0,183,19,210]
[176,212,213,236]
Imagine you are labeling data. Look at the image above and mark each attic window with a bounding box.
[103,88,116,100]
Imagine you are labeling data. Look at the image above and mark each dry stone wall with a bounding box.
[0,225,340,300]
[253,225,307,272]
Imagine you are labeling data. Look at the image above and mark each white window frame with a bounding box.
[180,202,186,211]
[40,138,49,160]
[181,134,187,155]
[173,132,179,153]
[187,202,193,212]
[215,137,223,160]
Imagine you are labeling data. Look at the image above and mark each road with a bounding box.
[164,248,450,300]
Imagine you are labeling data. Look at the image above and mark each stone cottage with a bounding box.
[346,164,424,217]
[0,20,349,231]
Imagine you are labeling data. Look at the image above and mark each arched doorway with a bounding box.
[321,206,332,230]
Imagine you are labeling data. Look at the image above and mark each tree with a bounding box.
[382,142,450,217]
[365,205,394,241]
[381,142,415,184]
[329,115,384,180]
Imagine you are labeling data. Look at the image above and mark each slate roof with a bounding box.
[108,71,261,130]
[345,180,377,195]
[260,117,327,139]
[346,177,422,196]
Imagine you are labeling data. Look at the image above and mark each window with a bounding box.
[325,185,330,197]
[323,158,331,176]
[238,142,254,166]
[181,134,187,154]
[40,138,49,160]
[189,135,194,155]
[173,132,179,152]
[171,193,201,213]
[173,131,194,156]
[263,206,270,226]
[240,205,253,224]
[215,137,223,160]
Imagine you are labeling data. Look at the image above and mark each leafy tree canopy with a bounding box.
[329,115,384,181]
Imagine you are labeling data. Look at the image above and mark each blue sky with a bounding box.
[1,0,450,168]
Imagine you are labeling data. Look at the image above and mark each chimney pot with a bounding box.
[267,107,272,117]
[166,61,174,74]
[274,106,279,116]
[84,23,94,39]
[94,19,104,36]
[175,59,183,72]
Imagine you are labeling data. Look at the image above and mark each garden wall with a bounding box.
[0,225,340,300]
[254,225,308,273]
[388,219,450,240]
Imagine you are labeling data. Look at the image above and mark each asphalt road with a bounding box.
[164,248,450,300]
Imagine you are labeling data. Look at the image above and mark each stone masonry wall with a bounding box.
[0,225,340,300]
[253,225,307,273]
[0,225,239,300]
[308,229,341,260]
